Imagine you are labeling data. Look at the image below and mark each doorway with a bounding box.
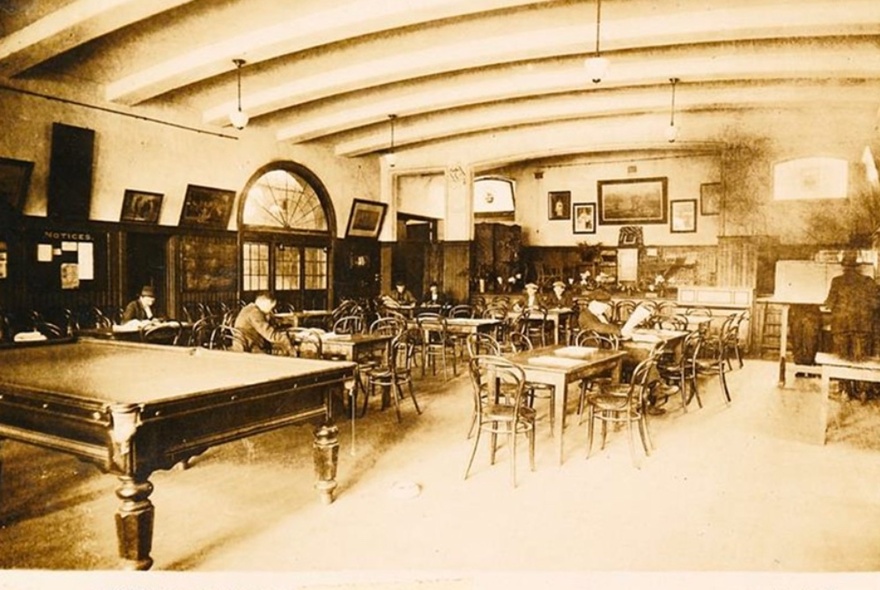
[125,233,169,317]
[392,214,437,298]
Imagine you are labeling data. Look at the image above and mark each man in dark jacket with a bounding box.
[824,250,878,361]
[121,285,157,323]
[233,292,293,354]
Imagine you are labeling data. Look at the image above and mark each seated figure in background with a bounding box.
[421,281,447,308]
[824,250,878,361]
[543,280,574,309]
[512,282,541,311]
[121,285,159,326]
[233,291,293,355]
[386,279,417,307]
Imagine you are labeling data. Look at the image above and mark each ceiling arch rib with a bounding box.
[0,0,197,78]
[276,40,880,143]
[334,82,880,157]
[200,0,880,129]
[104,0,551,105]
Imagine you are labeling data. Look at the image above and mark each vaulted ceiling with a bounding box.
[2,0,879,169]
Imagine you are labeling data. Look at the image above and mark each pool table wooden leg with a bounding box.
[313,423,339,505]
[115,476,155,570]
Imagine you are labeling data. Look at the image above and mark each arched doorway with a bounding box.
[237,161,336,309]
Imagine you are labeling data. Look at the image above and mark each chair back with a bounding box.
[288,328,324,359]
[685,306,713,317]
[448,304,475,318]
[369,316,406,337]
[656,314,688,331]
[507,331,533,352]
[141,321,183,345]
[575,329,619,349]
[210,325,248,351]
[333,314,364,334]
[189,316,217,348]
[466,332,501,357]
[468,355,528,414]
[416,313,448,342]
[614,300,637,323]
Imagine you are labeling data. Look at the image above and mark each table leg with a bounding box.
[552,377,566,465]
[313,423,339,505]
[819,369,830,445]
[115,476,155,570]
[778,304,790,387]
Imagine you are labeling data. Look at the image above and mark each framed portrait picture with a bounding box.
[0,157,34,212]
[548,190,571,220]
[670,199,697,233]
[597,177,668,225]
[572,203,596,234]
[120,189,163,224]
[345,199,388,239]
[700,182,721,215]
[179,184,236,229]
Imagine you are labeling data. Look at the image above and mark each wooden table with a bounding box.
[407,317,500,336]
[815,352,880,445]
[508,346,626,465]
[622,328,689,361]
[508,307,575,345]
[0,337,356,570]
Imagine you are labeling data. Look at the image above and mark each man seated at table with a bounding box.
[421,281,448,308]
[385,279,417,307]
[576,289,620,338]
[121,285,160,327]
[512,282,542,311]
[543,280,574,309]
[233,291,294,355]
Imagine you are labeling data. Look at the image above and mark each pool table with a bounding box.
[0,337,357,570]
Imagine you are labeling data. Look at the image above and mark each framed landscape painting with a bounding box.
[345,199,388,239]
[179,184,236,229]
[597,177,668,225]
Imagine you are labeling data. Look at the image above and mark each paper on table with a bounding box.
[527,355,584,368]
[554,346,598,358]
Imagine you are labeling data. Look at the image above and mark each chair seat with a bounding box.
[584,393,633,411]
[482,403,536,423]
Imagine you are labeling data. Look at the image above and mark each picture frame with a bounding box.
[120,189,163,224]
[597,177,668,225]
[572,203,596,234]
[179,184,236,229]
[345,198,388,239]
[700,182,721,215]
[0,157,34,212]
[548,190,571,220]
[670,199,698,233]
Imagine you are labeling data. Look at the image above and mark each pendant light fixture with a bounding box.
[584,0,608,84]
[664,77,680,143]
[386,114,397,168]
[229,58,249,130]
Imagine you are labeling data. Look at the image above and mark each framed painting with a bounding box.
[120,189,163,224]
[670,199,697,233]
[179,184,236,229]
[597,177,668,225]
[0,157,34,212]
[700,182,721,215]
[572,203,596,234]
[345,199,388,239]
[548,190,571,220]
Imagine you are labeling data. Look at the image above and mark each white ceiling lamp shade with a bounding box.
[665,77,680,143]
[583,0,608,84]
[386,114,397,167]
[229,58,249,130]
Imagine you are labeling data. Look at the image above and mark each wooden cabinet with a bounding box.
[473,222,522,287]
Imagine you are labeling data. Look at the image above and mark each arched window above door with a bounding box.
[241,167,329,231]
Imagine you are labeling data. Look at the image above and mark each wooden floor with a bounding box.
[3,356,880,587]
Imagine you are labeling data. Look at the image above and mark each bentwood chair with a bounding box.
[141,320,184,346]
[504,332,558,435]
[369,316,407,338]
[464,355,536,487]
[416,313,457,379]
[584,356,657,467]
[287,328,324,359]
[656,330,702,413]
[694,328,732,404]
[466,332,502,358]
[574,330,620,424]
[448,304,475,318]
[363,331,421,421]
[209,325,248,352]
[333,314,365,335]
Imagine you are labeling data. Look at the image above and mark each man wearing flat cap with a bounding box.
[824,250,879,361]
[122,285,158,324]
[544,280,574,309]
[513,282,541,311]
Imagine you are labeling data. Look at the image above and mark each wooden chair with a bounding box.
[465,332,501,358]
[287,328,324,359]
[464,355,536,487]
[574,330,620,423]
[416,313,457,379]
[583,356,657,467]
[333,314,365,335]
[363,331,421,422]
[369,316,406,337]
[448,304,475,318]
[141,321,183,346]
[505,332,557,435]
[209,325,248,352]
[614,300,637,324]
[656,330,702,412]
